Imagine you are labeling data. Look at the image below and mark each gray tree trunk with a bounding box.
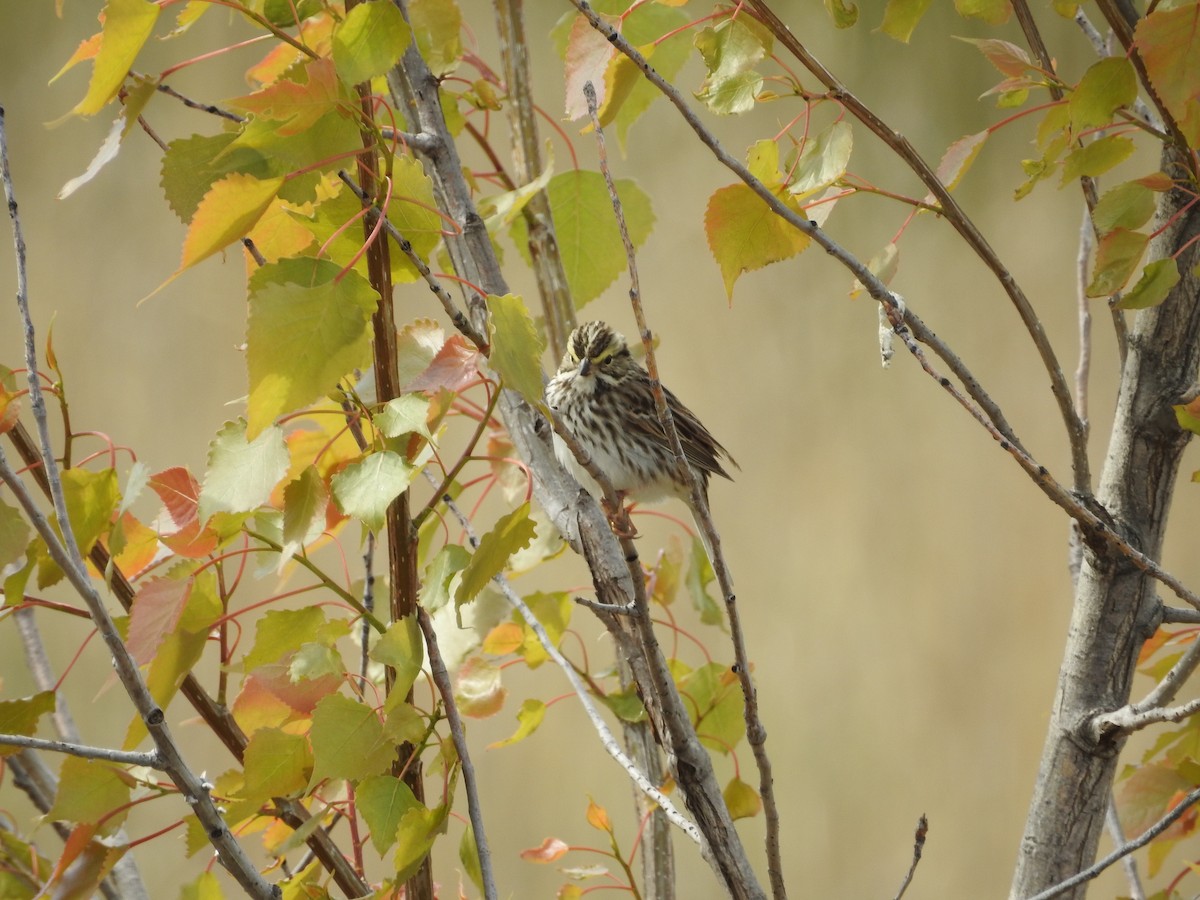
[1011,150,1200,898]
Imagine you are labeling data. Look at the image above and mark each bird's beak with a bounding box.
[579,358,592,376]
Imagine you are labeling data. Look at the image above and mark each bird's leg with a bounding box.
[602,491,639,539]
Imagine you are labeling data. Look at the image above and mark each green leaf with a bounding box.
[244,607,327,672]
[724,775,762,820]
[686,536,723,627]
[370,617,425,699]
[460,820,483,893]
[679,662,745,753]
[410,0,462,77]
[611,3,690,146]
[198,420,289,522]
[282,465,329,559]
[954,0,1010,25]
[377,395,433,441]
[246,264,376,439]
[1069,57,1137,131]
[488,698,546,748]
[289,643,344,682]
[1115,258,1180,310]
[881,0,933,42]
[46,756,131,832]
[160,133,272,224]
[694,15,772,114]
[331,451,416,533]
[0,692,55,751]
[1134,4,1200,148]
[0,497,31,571]
[705,183,809,298]
[332,0,412,87]
[696,71,763,116]
[420,544,471,613]
[695,15,771,83]
[38,467,120,589]
[1087,228,1149,297]
[308,694,396,786]
[394,803,448,882]
[825,0,859,27]
[73,0,160,116]
[241,728,312,802]
[1093,181,1156,232]
[788,121,853,198]
[1060,135,1135,183]
[455,502,537,608]
[357,775,421,856]
[515,592,572,668]
[487,294,547,407]
[511,171,654,307]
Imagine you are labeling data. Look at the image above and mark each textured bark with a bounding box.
[1011,153,1200,898]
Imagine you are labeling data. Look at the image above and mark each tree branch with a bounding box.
[1026,785,1200,900]
[0,734,160,767]
[583,80,784,900]
[415,605,498,900]
[1,105,279,900]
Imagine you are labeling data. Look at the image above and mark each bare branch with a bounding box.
[583,79,785,900]
[428,477,701,845]
[1104,796,1146,900]
[0,734,160,767]
[415,605,498,900]
[891,814,928,900]
[739,0,1092,495]
[0,106,280,900]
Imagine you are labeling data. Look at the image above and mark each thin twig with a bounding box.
[565,2,1200,618]
[0,734,160,767]
[13,609,151,900]
[430,480,701,845]
[1026,784,1200,900]
[415,606,498,900]
[153,81,245,123]
[584,79,785,900]
[891,814,928,900]
[336,170,489,352]
[0,106,280,900]
[739,0,1092,496]
[1104,795,1146,900]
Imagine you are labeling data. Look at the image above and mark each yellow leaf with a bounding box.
[73,0,160,116]
[180,174,285,272]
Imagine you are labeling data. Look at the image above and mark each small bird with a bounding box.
[545,320,736,565]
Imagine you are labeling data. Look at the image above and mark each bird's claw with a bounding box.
[602,494,639,540]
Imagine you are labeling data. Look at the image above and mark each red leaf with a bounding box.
[127,577,192,666]
[403,335,483,393]
[520,837,569,863]
[150,466,201,529]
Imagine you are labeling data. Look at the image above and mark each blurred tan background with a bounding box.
[2,1,1196,897]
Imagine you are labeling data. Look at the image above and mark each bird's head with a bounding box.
[560,321,632,383]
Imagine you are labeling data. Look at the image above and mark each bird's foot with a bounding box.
[602,493,639,540]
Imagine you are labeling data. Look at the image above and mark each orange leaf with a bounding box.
[520,837,569,863]
[585,797,611,832]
